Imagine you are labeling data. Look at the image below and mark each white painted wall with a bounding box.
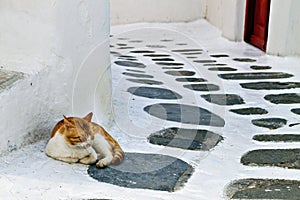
[205,0,300,56]
[0,0,111,154]
[110,0,300,57]
[206,0,246,41]
[267,0,300,56]
[110,0,206,25]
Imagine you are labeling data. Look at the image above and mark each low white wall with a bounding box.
[0,0,111,153]
[206,0,246,41]
[110,0,206,25]
[267,0,300,56]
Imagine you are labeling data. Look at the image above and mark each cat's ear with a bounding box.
[63,115,75,128]
[83,112,93,122]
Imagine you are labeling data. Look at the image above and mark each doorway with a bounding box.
[244,0,271,51]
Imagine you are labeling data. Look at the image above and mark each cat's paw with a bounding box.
[96,159,109,168]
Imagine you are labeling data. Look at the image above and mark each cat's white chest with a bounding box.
[45,132,91,159]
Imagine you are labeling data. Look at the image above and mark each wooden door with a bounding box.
[244,0,271,51]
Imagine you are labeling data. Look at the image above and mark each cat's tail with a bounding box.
[111,144,124,165]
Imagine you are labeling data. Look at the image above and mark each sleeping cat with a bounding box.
[45,112,124,168]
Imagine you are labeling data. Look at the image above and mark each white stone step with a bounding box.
[0,68,69,154]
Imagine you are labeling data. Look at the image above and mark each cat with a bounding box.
[45,112,124,168]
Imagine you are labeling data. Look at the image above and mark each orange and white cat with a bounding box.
[45,112,124,168]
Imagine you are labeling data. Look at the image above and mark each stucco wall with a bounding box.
[206,0,300,56]
[206,0,246,41]
[0,0,111,153]
[267,0,300,56]
[110,0,206,25]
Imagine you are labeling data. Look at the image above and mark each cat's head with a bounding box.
[63,112,94,148]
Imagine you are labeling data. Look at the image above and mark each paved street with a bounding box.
[1,20,300,199]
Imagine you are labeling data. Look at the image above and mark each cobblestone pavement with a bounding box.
[0,20,299,199]
[109,20,300,199]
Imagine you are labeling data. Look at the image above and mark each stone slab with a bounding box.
[127,87,182,99]
[182,52,203,55]
[241,149,300,169]
[87,153,194,192]
[183,84,220,91]
[230,107,268,115]
[146,45,166,48]
[233,58,256,62]
[144,103,225,127]
[119,58,138,61]
[252,118,287,129]
[152,58,175,62]
[165,70,195,76]
[143,54,171,57]
[122,72,154,78]
[125,69,145,73]
[130,50,155,53]
[172,49,203,53]
[117,38,129,40]
[126,79,163,85]
[226,179,300,200]
[114,61,146,68]
[176,43,187,46]
[210,54,229,58]
[208,67,237,71]
[118,58,138,61]
[241,82,300,90]
[162,67,183,70]
[289,123,300,127]
[118,47,134,50]
[203,63,227,66]
[193,60,217,63]
[161,39,173,42]
[110,51,121,56]
[129,40,143,43]
[175,78,207,82]
[156,62,184,66]
[265,93,300,104]
[119,55,136,59]
[219,72,293,80]
[291,108,300,115]
[148,127,223,151]
[201,94,245,105]
[253,134,300,142]
[250,65,272,70]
